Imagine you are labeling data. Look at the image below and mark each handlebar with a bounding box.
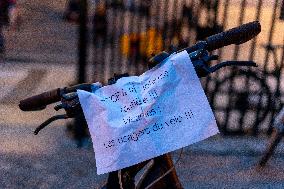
[206,21,261,51]
[183,21,261,53]
[19,83,93,111]
[19,88,60,111]
[19,21,261,112]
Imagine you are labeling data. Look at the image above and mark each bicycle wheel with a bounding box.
[212,69,272,135]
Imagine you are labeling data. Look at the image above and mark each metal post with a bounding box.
[78,0,88,84]
[75,0,88,147]
[280,0,284,20]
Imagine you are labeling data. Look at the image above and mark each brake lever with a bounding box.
[54,92,80,111]
[34,92,85,135]
[192,50,219,77]
[209,61,257,72]
[34,114,69,135]
[195,60,257,77]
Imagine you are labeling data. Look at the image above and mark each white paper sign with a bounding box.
[78,51,219,174]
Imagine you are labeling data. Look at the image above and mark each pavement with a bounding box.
[1,0,284,189]
[2,122,284,189]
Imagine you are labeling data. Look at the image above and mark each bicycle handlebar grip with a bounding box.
[206,21,261,51]
[19,88,61,111]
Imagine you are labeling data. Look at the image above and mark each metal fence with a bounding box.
[90,0,284,135]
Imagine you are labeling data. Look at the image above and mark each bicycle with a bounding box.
[19,21,261,189]
[208,38,284,136]
[257,43,284,167]
[258,106,284,167]
[211,68,273,135]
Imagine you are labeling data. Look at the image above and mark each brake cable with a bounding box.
[34,114,68,135]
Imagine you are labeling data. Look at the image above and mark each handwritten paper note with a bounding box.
[78,51,218,174]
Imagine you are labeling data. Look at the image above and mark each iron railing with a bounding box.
[90,0,284,135]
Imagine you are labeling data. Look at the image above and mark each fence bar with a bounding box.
[210,0,230,133]
[233,0,247,60]
[78,0,88,84]
[92,2,108,83]
[213,0,219,24]
[103,3,111,83]
[216,0,230,62]
[249,0,263,61]
[162,0,170,49]
[280,36,284,108]
[117,3,127,75]
[187,0,196,46]
[134,0,144,75]
[110,1,122,82]
[75,0,88,146]
[173,0,179,48]
[267,28,284,133]
[263,0,279,71]
[92,2,99,82]
[222,0,247,134]
[108,3,119,81]
[254,0,280,135]
[281,36,284,68]
[204,0,221,105]
[238,0,261,133]
[132,1,141,74]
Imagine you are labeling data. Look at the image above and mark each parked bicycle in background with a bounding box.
[259,106,284,167]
